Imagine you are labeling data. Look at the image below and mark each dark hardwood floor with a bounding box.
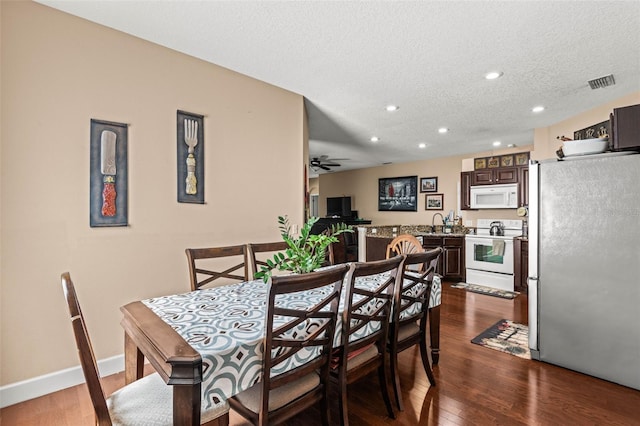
[3,282,639,425]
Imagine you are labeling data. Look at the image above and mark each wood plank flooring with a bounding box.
[3,282,639,425]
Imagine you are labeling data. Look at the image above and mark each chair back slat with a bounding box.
[247,241,289,279]
[61,273,112,425]
[186,245,249,290]
[385,234,424,261]
[257,264,349,423]
[395,248,442,326]
[341,256,404,353]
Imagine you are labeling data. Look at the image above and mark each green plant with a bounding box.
[255,215,353,283]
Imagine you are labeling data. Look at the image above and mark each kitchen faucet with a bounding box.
[432,213,445,230]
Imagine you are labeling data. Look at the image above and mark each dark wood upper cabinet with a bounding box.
[472,167,518,185]
[461,171,472,210]
[611,104,640,151]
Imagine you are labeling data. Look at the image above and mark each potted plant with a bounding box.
[255,215,353,283]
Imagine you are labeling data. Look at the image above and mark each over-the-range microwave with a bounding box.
[470,183,518,209]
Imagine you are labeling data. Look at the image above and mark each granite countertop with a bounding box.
[415,232,467,237]
[366,232,466,238]
[363,224,470,239]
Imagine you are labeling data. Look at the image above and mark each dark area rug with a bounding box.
[451,283,519,299]
[471,319,531,359]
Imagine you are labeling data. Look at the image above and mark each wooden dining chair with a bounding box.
[229,264,349,426]
[385,234,424,259]
[60,272,230,426]
[247,241,289,279]
[388,247,442,411]
[330,255,405,425]
[185,244,249,290]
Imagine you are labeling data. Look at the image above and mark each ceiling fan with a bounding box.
[310,155,345,171]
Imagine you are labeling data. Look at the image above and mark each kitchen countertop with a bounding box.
[416,232,467,237]
[361,224,471,239]
[366,232,467,238]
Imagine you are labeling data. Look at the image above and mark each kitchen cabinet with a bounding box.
[610,104,640,151]
[366,234,465,281]
[460,172,472,210]
[423,236,465,281]
[518,166,529,207]
[463,165,529,207]
[366,236,393,261]
[472,167,518,185]
[514,237,528,293]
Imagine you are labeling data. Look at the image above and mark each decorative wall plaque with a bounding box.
[177,110,205,203]
[90,119,128,227]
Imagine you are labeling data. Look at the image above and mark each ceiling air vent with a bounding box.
[588,74,615,90]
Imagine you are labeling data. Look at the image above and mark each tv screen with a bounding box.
[326,196,351,217]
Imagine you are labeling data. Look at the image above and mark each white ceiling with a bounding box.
[39,1,640,176]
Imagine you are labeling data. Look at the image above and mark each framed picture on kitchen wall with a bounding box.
[177,110,205,204]
[425,193,444,210]
[420,176,438,193]
[378,176,417,211]
[90,119,128,227]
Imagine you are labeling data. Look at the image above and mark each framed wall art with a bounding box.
[420,176,438,193]
[378,176,417,211]
[515,152,530,166]
[500,155,514,167]
[90,119,128,227]
[425,193,444,210]
[474,158,487,170]
[177,110,205,203]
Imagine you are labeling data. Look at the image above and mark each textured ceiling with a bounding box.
[39,1,640,176]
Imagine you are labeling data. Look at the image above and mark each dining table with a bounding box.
[120,272,442,425]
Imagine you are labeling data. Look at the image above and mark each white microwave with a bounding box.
[470,183,518,209]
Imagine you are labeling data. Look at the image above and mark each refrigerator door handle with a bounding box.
[528,276,540,359]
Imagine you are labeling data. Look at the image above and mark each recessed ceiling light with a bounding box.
[507,143,516,148]
[438,127,449,134]
[532,105,545,113]
[386,105,399,112]
[370,136,380,142]
[485,71,503,80]
[493,141,502,147]
[418,143,426,149]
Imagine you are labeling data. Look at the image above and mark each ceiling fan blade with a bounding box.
[320,165,331,171]
[323,162,340,167]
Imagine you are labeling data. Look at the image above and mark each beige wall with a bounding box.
[309,177,319,195]
[320,145,533,227]
[320,92,639,228]
[532,91,640,160]
[1,2,305,385]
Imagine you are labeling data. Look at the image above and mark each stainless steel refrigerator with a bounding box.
[528,153,640,390]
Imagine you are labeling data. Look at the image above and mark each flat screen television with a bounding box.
[326,196,352,218]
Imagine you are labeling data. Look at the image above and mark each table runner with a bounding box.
[142,274,441,409]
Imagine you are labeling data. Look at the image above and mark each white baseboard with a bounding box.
[0,354,124,409]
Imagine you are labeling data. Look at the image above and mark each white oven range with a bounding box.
[465,219,523,291]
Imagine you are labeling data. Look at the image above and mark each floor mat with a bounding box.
[471,319,531,359]
[451,282,519,299]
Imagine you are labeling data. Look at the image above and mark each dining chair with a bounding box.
[185,244,249,290]
[229,264,349,426]
[60,272,230,426]
[247,241,289,279]
[385,234,424,259]
[331,255,405,425]
[388,247,442,411]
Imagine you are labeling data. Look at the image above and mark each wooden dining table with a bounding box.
[120,274,442,425]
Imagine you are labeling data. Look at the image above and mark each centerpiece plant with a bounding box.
[255,215,353,283]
